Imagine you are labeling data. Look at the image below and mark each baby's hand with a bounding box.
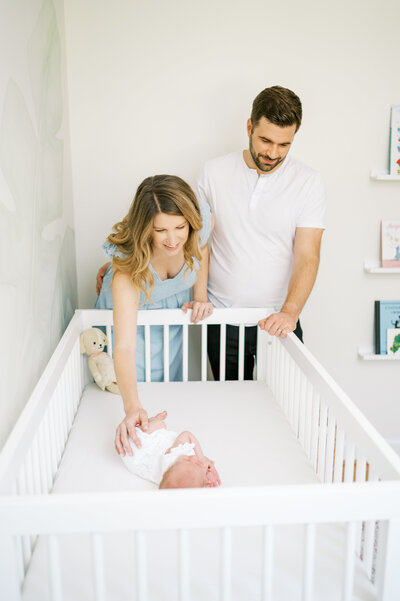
[205,464,221,487]
[138,411,167,434]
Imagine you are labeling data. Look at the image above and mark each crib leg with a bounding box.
[375,518,400,601]
[0,535,21,600]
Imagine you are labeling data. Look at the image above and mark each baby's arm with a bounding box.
[167,430,207,462]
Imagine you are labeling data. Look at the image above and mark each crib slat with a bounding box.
[324,412,336,483]
[163,326,170,382]
[238,325,245,381]
[179,529,190,601]
[262,525,274,601]
[317,403,328,482]
[303,380,313,460]
[343,522,356,601]
[362,519,376,580]
[333,427,345,483]
[310,391,320,472]
[182,324,188,382]
[136,531,147,601]
[302,523,316,601]
[355,457,367,556]
[221,527,232,601]
[201,324,207,382]
[91,533,105,601]
[298,372,307,446]
[48,535,63,601]
[220,324,226,382]
[106,325,112,357]
[145,325,151,382]
[344,442,356,483]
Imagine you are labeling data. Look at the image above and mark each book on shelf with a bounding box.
[374,300,400,354]
[387,328,400,356]
[389,105,400,176]
[381,220,400,267]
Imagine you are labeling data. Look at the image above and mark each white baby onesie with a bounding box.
[120,427,195,485]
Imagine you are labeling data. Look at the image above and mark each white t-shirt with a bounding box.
[196,151,326,309]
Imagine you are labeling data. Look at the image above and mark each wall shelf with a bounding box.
[370,170,400,181]
[364,260,400,273]
[358,346,400,360]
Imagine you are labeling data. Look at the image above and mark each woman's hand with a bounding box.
[115,407,149,456]
[181,300,213,323]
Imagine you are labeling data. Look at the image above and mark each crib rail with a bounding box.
[2,308,400,601]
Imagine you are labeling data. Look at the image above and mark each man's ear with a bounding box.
[246,118,253,137]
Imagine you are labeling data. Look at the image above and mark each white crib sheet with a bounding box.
[22,381,376,601]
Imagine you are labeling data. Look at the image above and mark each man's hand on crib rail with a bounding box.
[115,407,149,456]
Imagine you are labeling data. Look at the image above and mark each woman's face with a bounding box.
[151,212,189,256]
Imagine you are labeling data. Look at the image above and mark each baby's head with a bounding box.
[159,456,207,489]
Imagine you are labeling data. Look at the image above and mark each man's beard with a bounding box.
[249,138,283,173]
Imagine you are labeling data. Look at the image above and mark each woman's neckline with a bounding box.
[149,262,185,282]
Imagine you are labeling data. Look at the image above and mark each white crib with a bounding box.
[1,308,400,601]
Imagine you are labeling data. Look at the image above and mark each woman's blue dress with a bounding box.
[95,200,211,382]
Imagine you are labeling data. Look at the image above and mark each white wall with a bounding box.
[0,0,77,449]
[64,0,400,439]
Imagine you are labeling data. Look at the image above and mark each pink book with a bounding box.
[381,220,400,267]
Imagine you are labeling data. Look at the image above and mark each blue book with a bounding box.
[374,300,400,354]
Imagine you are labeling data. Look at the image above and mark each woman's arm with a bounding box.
[182,243,213,323]
[112,270,149,456]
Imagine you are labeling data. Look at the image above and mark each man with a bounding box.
[197,85,325,380]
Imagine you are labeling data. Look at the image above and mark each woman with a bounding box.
[95,175,212,456]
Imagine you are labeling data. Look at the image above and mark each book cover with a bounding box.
[381,220,400,267]
[375,300,400,354]
[389,104,400,176]
[387,328,400,357]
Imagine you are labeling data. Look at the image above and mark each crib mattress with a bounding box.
[22,381,376,601]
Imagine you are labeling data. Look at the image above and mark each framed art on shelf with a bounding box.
[374,300,400,354]
[381,220,400,268]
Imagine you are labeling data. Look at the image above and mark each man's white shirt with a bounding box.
[196,151,326,309]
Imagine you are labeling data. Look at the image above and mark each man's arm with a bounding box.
[258,227,324,337]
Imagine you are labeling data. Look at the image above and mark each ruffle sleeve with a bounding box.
[102,240,127,259]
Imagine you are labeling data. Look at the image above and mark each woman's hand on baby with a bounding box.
[115,408,149,456]
[181,300,213,323]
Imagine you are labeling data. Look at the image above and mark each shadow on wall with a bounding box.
[0,0,77,448]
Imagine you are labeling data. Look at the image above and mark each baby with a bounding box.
[120,411,220,489]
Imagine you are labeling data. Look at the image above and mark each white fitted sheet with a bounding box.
[22,381,376,601]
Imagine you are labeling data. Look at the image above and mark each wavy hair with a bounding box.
[108,175,203,303]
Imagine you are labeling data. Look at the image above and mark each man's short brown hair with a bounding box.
[250,86,302,132]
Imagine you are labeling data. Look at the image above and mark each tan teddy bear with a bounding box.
[79,328,120,394]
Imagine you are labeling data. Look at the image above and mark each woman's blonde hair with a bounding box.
[108,175,203,302]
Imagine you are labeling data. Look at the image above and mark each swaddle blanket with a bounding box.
[120,427,195,484]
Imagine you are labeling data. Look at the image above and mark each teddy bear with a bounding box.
[79,328,120,394]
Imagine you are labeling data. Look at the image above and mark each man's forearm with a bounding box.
[281,255,320,321]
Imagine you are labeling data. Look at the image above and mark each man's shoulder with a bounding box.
[202,150,242,175]
[285,155,322,182]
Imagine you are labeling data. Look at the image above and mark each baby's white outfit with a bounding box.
[121,427,195,485]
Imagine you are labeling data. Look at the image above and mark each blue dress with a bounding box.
[95,200,211,382]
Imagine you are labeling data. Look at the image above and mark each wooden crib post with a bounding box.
[375,518,400,601]
[0,535,21,601]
